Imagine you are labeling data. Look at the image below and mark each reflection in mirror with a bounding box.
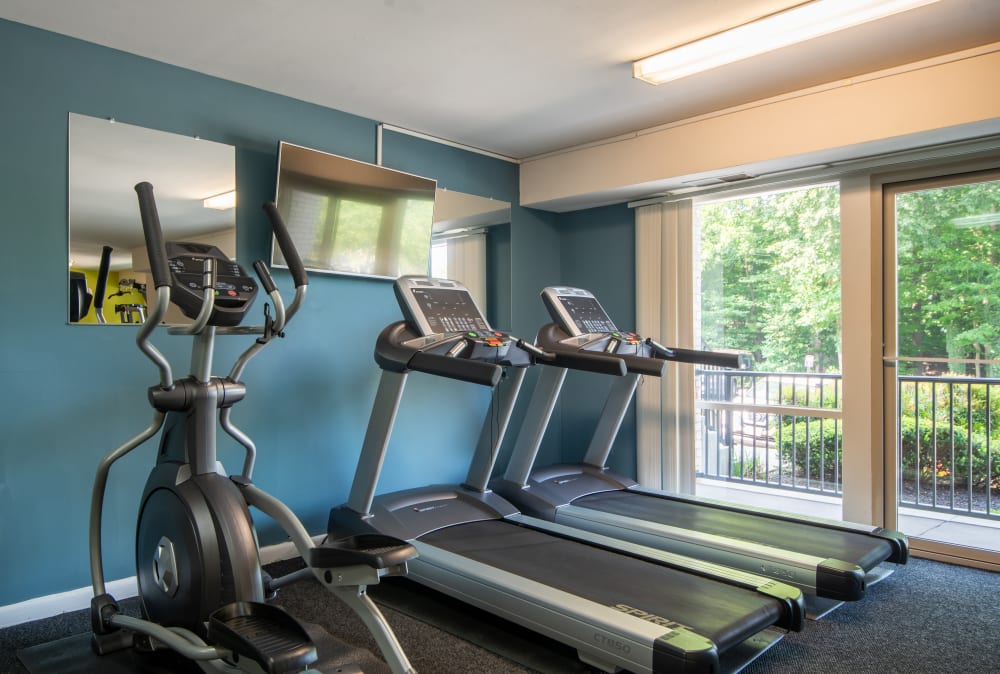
[68,113,235,325]
[430,189,510,313]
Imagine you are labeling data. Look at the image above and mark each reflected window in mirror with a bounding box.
[68,113,235,325]
[431,188,510,316]
[431,233,487,311]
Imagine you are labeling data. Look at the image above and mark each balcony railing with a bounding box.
[696,369,1000,521]
[696,369,843,495]
[897,375,1000,520]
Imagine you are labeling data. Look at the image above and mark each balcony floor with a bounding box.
[695,478,1000,554]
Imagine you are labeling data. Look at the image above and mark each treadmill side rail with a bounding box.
[410,542,753,674]
[630,484,909,564]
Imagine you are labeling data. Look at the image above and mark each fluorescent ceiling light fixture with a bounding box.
[203,190,236,210]
[633,0,941,85]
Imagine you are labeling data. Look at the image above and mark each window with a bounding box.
[430,240,449,279]
[635,144,1000,560]
[693,184,843,515]
[696,184,841,372]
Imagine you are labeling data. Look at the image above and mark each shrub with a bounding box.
[777,418,841,488]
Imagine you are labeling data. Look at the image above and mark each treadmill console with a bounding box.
[166,241,258,327]
[541,286,643,353]
[540,286,751,370]
[394,276,514,358]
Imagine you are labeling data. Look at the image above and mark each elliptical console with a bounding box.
[164,241,259,326]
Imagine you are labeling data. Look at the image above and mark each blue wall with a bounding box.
[496,206,567,472]
[493,204,639,483]
[0,19,521,605]
[554,204,638,477]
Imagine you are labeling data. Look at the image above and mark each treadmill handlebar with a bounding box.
[646,338,752,370]
[515,338,553,361]
[618,353,668,377]
[532,324,749,375]
[407,351,502,387]
[551,350,628,376]
[375,321,533,387]
[531,324,631,376]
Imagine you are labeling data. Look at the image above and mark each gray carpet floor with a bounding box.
[2,556,997,673]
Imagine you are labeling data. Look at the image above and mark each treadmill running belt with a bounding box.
[421,519,783,652]
[577,491,893,571]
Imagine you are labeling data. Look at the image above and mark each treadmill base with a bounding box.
[717,628,785,674]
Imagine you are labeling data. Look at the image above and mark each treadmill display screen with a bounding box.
[558,296,617,334]
[411,288,490,335]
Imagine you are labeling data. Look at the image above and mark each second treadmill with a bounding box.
[492,285,907,618]
[328,276,804,674]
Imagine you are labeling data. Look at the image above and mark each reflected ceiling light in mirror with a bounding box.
[203,190,236,210]
[632,0,941,85]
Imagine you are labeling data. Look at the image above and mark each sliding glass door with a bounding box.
[883,170,1000,567]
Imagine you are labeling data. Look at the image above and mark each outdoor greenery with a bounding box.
[697,177,1000,375]
[896,178,1000,376]
[698,184,841,372]
[699,179,1000,506]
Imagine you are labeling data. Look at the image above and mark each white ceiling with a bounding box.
[4,0,999,160]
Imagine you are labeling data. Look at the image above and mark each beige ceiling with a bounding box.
[3,0,999,159]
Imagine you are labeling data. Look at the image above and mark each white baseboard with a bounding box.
[0,576,139,630]
[0,537,320,629]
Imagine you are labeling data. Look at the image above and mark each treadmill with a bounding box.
[329,276,805,674]
[492,285,908,619]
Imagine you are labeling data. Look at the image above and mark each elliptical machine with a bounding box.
[89,182,418,673]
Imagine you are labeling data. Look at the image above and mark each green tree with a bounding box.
[698,184,841,372]
[895,179,1000,376]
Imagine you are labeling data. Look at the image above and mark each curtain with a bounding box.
[634,201,695,493]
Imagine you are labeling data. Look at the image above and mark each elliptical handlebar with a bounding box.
[263,201,308,289]
[134,182,172,290]
[93,245,113,324]
[225,203,310,383]
[261,202,308,326]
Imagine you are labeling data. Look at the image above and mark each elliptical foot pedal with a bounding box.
[308,534,417,570]
[208,601,317,674]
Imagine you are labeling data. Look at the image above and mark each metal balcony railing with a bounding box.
[696,369,1000,521]
[897,375,999,521]
[696,369,843,495]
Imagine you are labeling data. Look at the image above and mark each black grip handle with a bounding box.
[408,351,502,387]
[515,338,554,361]
[262,202,308,288]
[549,351,627,376]
[93,245,113,311]
[647,338,750,369]
[134,182,171,289]
[253,260,278,295]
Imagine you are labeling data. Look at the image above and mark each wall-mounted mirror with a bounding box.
[430,189,510,314]
[433,189,510,233]
[68,113,235,325]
